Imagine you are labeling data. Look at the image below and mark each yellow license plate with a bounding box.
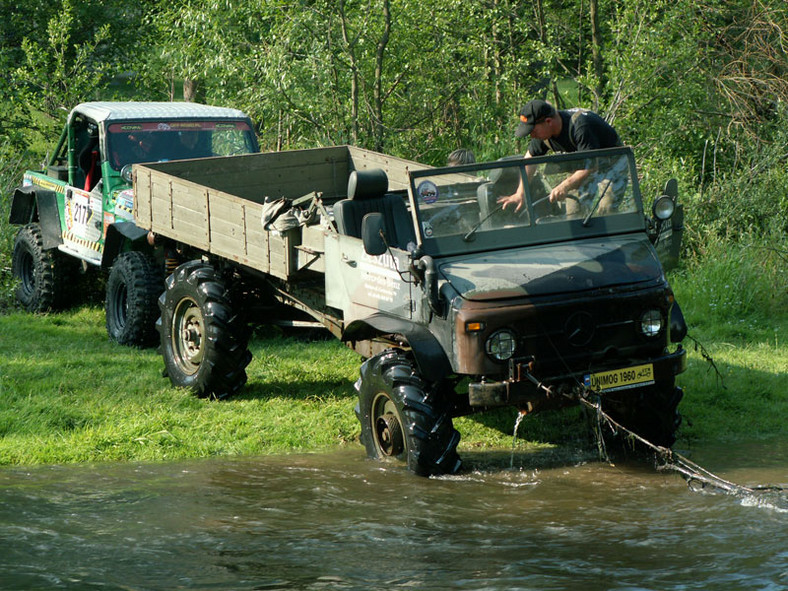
[584,363,655,392]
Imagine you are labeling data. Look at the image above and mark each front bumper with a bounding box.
[468,346,687,409]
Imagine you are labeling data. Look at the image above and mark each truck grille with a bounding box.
[512,290,668,375]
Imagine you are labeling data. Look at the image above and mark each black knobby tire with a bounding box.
[157,261,252,398]
[11,223,72,312]
[355,349,462,476]
[105,251,163,347]
[603,380,684,448]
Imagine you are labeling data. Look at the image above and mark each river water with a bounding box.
[1,440,785,591]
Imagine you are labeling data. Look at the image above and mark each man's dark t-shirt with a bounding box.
[528,109,620,156]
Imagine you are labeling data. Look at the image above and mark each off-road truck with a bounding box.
[9,101,258,345]
[132,144,687,476]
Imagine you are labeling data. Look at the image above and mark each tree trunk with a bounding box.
[183,78,202,103]
[590,0,604,108]
[338,0,359,143]
[373,0,392,152]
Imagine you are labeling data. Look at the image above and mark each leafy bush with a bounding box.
[673,231,788,327]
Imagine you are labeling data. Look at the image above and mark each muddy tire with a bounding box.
[11,223,72,312]
[105,251,162,347]
[157,261,252,398]
[604,380,683,448]
[355,349,462,476]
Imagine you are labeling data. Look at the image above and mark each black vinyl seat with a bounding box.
[333,168,416,250]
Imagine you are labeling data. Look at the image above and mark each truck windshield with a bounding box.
[409,147,644,256]
[106,120,257,171]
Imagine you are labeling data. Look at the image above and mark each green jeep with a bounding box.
[9,101,258,345]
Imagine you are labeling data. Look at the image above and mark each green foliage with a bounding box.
[669,271,787,444]
[674,235,787,325]
[13,0,112,121]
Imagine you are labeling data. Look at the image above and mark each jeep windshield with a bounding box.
[106,120,257,171]
[408,147,646,257]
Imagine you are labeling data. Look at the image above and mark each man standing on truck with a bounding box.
[498,99,621,212]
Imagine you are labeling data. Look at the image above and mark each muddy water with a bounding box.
[1,440,785,591]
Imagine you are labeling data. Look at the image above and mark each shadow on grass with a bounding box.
[236,377,357,402]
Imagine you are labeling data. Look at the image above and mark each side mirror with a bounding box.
[361,212,387,256]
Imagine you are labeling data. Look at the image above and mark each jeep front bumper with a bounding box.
[468,346,687,409]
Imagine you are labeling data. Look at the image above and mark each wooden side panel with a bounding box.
[268,231,299,279]
[132,146,427,279]
[347,146,430,191]
[170,182,209,250]
[151,146,353,203]
[134,167,152,229]
[207,192,245,262]
[243,202,269,273]
[149,173,173,234]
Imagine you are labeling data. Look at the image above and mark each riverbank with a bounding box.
[0,299,785,466]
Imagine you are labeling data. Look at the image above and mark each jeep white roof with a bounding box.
[69,101,251,125]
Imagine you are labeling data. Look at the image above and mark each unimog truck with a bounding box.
[132,145,687,476]
[9,101,258,345]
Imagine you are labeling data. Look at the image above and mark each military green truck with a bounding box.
[9,101,258,345]
[133,145,687,476]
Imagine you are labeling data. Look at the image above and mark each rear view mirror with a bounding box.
[361,212,387,256]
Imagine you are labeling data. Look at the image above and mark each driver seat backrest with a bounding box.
[333,168,415,249]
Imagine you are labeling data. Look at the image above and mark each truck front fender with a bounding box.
[101,221,150,269]
[344,314,452,383]
[9,187,62,250]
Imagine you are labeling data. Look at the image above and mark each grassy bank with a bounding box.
[0,276,785,466]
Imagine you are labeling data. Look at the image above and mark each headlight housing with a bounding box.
[121,163,133,184]
[639,309,663,338]
[652,195,675,220]
[485,329,517,361]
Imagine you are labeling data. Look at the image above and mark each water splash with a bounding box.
[740,492,788,513]
[510,411,527,469]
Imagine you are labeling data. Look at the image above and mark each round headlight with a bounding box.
[485,329,517,361]
[121,164,133,184]
[639,309,663,338]
[652,195,675,221]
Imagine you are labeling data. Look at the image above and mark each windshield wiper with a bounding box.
[582,181,611,227]
[463,204,504,241]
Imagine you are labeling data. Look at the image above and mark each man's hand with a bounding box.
[497,191,524,212]
[549,182,572,203]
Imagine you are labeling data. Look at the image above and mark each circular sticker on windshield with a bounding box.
[416,180,439,204]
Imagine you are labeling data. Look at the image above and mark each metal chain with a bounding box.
[517,366,786,498]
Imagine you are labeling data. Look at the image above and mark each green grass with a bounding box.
[0,292,785,467]
[667,235,788,444]
[0,308,363,464]
[0,215,785,466]
[0,307,536,466]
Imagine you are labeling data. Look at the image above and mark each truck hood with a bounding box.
[437,236,663,301]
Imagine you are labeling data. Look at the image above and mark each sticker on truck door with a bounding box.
[63,187,103,262]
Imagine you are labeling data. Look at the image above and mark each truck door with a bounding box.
[59,115,104,266]
[324,233,412,325]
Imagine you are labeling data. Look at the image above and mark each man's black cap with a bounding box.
[515,99,555,138]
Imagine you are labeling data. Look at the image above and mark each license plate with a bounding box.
[584,363,655,392]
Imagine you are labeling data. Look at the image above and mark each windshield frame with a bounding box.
[407,146,646,258]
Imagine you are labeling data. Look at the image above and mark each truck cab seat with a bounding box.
[334,168,415,250]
